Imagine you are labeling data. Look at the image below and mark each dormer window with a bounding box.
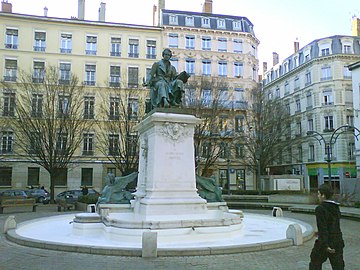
[217,19,226,29]
[169,15,178,25]
[201,17,210,28]
[185,16,194,26]
[233,20,242,30]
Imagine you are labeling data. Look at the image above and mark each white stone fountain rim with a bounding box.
[6,212,314,257]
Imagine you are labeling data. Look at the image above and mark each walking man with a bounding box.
[309,183,345,270]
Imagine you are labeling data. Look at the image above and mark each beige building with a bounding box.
[0,0,260,194]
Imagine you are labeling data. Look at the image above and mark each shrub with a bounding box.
[354,202,360,208]
[77,194,99,204]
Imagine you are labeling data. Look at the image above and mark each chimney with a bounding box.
[202,0,213,14]
[98,2,105,22]
[351,17,360,36]
[78,0,85,20]
[263,62,268,73]
[1,0,12,13]
[44,6,48,17]
[157,0,165,26]
[294,41,300,53]
[272,52,279,66]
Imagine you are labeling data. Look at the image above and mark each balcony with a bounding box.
[84,81,95,86]
[32,77,44,83]
[146,54,156,59]
[321,76,332,81]
[128,83,138,88]
[85,50,97,55]
[109,82,120,87]
[34,46,46,52]
[58,79,70,85]
[60,48,72,54]
[323,128,335,133]
[128,53,139,58]
[3,76,17,82]
[82,150,94,156]
[5,43,18,49]
[83,114,94,120]
[110,51,121,57]
[322,102,333,106]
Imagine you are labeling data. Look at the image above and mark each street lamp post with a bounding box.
[307,125,360,190]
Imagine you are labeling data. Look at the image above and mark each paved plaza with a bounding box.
[0,205,359,270]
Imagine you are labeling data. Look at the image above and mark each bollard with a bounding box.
[3,215,16,233]
[272,207,283,217]
[286,223,303,245]
[87,204,96,213]
[142,231,158,258]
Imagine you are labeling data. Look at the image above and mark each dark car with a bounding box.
[25,189,50,204]
[55,189,100,204]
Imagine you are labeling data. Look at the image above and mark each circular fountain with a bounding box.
[5,112,313,256]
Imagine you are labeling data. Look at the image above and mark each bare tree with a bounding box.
[237,84,299,191]
[1,66,93,202]
[96,86,145,176]
[184,76,232,177]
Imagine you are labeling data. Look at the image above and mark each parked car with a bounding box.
[55,189,100,204]
[0,189,28,199]
[25,188,50,204]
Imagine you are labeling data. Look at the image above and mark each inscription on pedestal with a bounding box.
[166,151,184,160]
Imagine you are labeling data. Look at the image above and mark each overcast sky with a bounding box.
[7,0,360,74]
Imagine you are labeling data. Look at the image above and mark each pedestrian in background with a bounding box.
[309,183,345,270]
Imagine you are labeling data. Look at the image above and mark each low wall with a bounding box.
[268,194,317,204]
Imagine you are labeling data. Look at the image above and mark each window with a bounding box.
[218,38,227,52]
[0,167,12,186]
[346,115,354,126]
[54,168,67,186]
[233,21,242,30]
[219,90,229,108]
[296,121,302,136]
[128,98,139,120]
[294,77,300,90]
[3,93,15,116]
[29,132,40,154]
[185,16,194,26]
[233,39,243,53]
[321,48,330,56]
[324,115,334,131]
[323,91,333,105]
[109,97,120,120]
[308,118,314,131]
[321,66,332,80]
[5,28,18,49]
[236,169,245,190]
[28,168,40,186]
[252,66,257,81]
[83,133,94,155]
[56,132,67,152]
[60,33,72,53]
[59,63,71,84]
[297,146,303,162]
[4,59,17,82]
[309,145,315,161]
[217,19,226,29]
[306,92,313,109]
[33,61,45,83]
[219,142,229,158]
[234,88,245,108]
[128,67,139,88]
[81,168,93,186]
[170,58,178,72]
[185,35,195,49]
[218,61,227,77]
[235,116,244,132]
[109,66,120,87]
[295,99,301,112]
[185,59,195,74]
[169,15,178,25]
[202,36,211,50]
[58,95,69,117]
[34,31,46,51]
[235,144,244,158]
[234,62,243,78]
[275,87,280,98]
[31,94,43,117]
[201,89,212,107]
[85,64,96,85]
[343,66,351,78]
[84,96,95,119]
[127,134,138,156]
[168,33,178,48]
[251,44,256,56]
[108,134,120,155]
[201,17,210,27]
[185,88,196,106]
[110,37,121,56]
[1,131,13,153]
[202,142,211,158]
[348,143,355,160]
[305,72,311,85]
[284,82,290,94]
[202,60,211,76]
[128,39,139,58]
[85,35,97,55]
[343,45,351,54]
[218,169,228,189]
[146,40,156,59]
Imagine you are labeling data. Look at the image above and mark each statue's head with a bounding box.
[162,48,172,59]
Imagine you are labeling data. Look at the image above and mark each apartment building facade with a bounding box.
[263,35,360,192]
[0,1,260,193]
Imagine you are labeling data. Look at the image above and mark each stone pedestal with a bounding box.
[133,112,207,216]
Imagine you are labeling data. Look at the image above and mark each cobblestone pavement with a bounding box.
[0,205,359,270]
